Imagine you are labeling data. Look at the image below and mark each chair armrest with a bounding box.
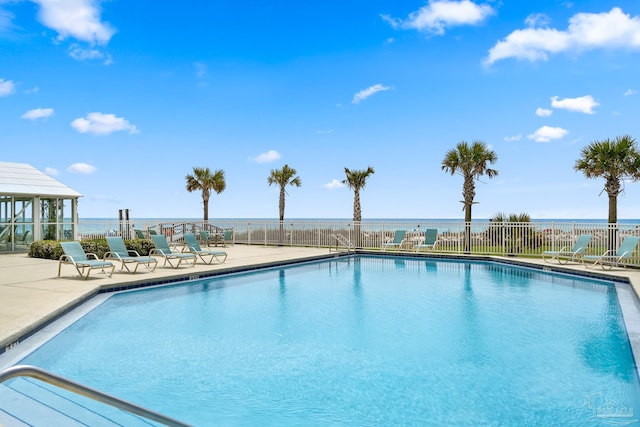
[86,253,100,260]
[104,251,121,261]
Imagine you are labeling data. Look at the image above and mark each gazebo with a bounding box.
[0,162,82,253]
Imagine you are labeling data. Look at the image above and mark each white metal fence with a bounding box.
[75,219,640,265]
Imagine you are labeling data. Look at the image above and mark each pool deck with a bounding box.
[2,246,640,359]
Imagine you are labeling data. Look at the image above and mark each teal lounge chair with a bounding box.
[382,230,406,251]
[184,233,228,264]
[542,234,592,264]
[58,241,115,279]
[415,229,439,252]
[105,236,158,273]
[150,234,196,269]
[582,236,640,270]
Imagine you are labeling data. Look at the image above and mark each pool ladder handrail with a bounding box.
[0,364,192,427]
[331,233,354,253]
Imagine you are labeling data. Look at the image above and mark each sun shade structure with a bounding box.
[0,162,82,253]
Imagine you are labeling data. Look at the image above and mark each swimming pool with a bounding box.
[7,256,640,425]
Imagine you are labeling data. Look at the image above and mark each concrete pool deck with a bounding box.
[2,246,640,358]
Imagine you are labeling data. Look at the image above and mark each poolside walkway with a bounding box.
[2,246,640,357]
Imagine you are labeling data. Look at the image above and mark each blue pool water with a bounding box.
[15,256,640,426]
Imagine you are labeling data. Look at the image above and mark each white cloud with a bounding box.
[504,134,522,142]
[0,7,15,32]
[252,150,281,163]
[382,0,494,35]
[525,13,551,28]
[69,45,104,61]
[485,7,640,65]
[67,163,96,174]
[71,112,139,135]
[194,62,207,78]
[316,129,333,135]
[26,86,40,94]
[33,0,115,44]
[527,126,568,142]
[0,78,15,96]
[44,167,59,176]
[624,89,637,96]
[550,95,599,114]
[535,107,553,117]
[21,107,54,120]
[324,179,345,190]
[352,84,391,104]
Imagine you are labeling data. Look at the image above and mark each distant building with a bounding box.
[0,162,82,253]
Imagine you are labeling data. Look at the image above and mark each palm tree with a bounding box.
[185,167,226,222]
[267,164,301,222]
[267,164,301,243]
[342,166,375,246]
[442,141,498,253]
[574,134,640,250]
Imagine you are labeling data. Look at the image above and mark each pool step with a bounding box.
[0,379,163,426]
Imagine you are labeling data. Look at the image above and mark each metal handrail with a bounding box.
[0,365,191,427]
[331,233,354,253]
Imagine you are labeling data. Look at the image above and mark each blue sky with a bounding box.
[2,0,640,220]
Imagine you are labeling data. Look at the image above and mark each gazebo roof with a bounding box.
[0,162,82,198]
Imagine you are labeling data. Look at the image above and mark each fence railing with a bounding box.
[75,219,640,265]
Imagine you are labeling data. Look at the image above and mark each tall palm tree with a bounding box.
[442,140,498,253]
[185,167,226,221]
[574,135,640,250]
[268,164,301,243]
[342,166,375,246]
[267,164,301,222]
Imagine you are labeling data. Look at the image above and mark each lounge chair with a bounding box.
[58,241,115,279]
[150,234,196,268]
[382,230,406,250]
[183,233,228,264]
[134,229,146,239]
[582,236,640,270]
[542,234,592,264]
[105,236,158,273]
[414,229,439,252]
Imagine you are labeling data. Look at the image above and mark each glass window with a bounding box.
[14,198,32,223]
[0,196,10,224]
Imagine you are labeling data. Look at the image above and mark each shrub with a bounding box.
[28,238,155,260]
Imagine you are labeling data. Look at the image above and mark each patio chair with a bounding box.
[200,230,215,247]
[134,229,146,239]
[542,234,592,264]
[58,241,115,279]
[220,229,234,247]
[414,229,439,252]
[150,234,196,268]
[183,233,228,264]
[382,230,406,251]
[582,236,640,270]
[105,236,158,273]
